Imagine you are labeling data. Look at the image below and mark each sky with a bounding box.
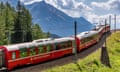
[20,0,120,25]
[1,0,120,29]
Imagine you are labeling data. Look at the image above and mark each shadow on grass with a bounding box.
[74,61,82,72]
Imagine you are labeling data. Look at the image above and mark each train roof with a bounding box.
[4,42,34,51]
[93,24,110,32]
[32,38,52,43]
[4,37,74,51]
[77,30,98,39]
[77,24,110,39]
[35,37,74,46]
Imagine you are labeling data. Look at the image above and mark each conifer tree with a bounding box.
[0,1,49,44]
[4,2,15,44]
[0,2,6,44]
[26,10,33,42]
[11,1,24,43]
[32,24,43,39]
[22,6,33,42]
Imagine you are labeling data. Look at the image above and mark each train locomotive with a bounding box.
[0,24,110,71]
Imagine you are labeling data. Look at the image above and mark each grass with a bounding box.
[43,31,120,72]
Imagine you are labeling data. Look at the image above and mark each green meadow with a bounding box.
[43,31,120,72]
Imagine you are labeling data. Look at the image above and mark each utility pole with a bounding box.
[101,19,111,68]
[114,14,116,32]
[105,19,107,46]
[109,15,111,30]
[73,20,82,71]
[73,20,77,60]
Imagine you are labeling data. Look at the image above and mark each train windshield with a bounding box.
[0,49,5,67]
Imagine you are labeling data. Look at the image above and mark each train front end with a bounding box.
[0,47,8,72]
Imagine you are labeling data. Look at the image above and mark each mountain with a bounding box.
[0,1,94,37]
[50,34,61,38]
[26,1,94,37]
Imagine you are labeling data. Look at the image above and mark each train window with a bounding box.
[65,42,68,48]
[53,44,56,50]
[59,43,64,49]
[68,41,72,47]
[30,47,36,55]
[94,34,98,39]
[46,44,52,52]
[12,52,16,60]
[60,42,67,49]
[81,38,88,44]
[38,46,44,53]
[81,33,99,44]
[20,48,28,58]
[54,43,60,50]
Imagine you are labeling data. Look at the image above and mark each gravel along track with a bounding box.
[11,32,111,72]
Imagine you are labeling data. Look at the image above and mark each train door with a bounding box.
[0,49,5,67]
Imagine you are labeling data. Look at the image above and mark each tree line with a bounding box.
[0,1,49,45]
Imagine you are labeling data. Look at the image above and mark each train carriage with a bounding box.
[0,47,7,71]
[96,25,110,37]
[0,24,110,71]
[77,31,99,52]
[0,37,77,70]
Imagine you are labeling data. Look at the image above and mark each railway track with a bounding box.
[11,32,111,72]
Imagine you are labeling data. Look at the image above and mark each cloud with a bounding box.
[20,0,42,5]
[19,0,120,29]
[20,0,92,18]
[44,0,92,18]
[85,13,120,28]
[87,13,112,23]
[91,0,120,12]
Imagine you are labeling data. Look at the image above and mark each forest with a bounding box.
[0,1,49,45]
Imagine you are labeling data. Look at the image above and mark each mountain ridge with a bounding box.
[26,1,94,37]
[0,1,94,37]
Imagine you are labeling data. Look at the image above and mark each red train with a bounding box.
[0,25,110,71]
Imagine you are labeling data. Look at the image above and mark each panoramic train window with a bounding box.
[38,45,44,53]
[67,41,72,47]
[12,52,16,60]
[81,34,99,44]
[46,42,72,51]
[20,48,28,58]
[30,47,36,55]
[81,38,88,44]
[54,43,60,50]
[60,42,67,49]
[46,44,52,52]
[65,42,68,48]
[94,34,98,39]
[54,43,57,50]
[59,42,64,49]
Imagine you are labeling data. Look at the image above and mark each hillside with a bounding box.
[43,31,120,72]
[26,1,94,37]
[0,1,94,37]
